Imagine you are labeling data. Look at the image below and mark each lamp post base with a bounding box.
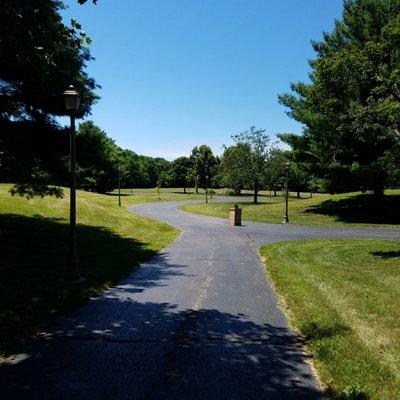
[282,216,289,224]
[64,256,81,282]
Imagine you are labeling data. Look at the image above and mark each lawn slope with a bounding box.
[260,239,400,400]
[0,184,178,358]
[179,191,400,227]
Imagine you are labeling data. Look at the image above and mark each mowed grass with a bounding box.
[108,186,223,203]
[0,184,178,358]
[179,190,400,227]
[260,239,400,400]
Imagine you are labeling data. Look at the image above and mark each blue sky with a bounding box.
[62,0,344,160]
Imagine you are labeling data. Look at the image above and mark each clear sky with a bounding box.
[61,0,344,160]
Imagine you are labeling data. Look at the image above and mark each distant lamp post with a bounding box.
[63,85,81,281]
[282,161,290,224]
[118,166,122,207]
[205,175,209,203]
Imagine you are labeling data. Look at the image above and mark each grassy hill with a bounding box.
[179,190,400,227]
[0,184,179,358]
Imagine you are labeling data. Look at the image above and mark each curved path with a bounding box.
[1,200,398,400]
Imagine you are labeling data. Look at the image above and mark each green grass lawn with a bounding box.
[0,184,179,359]
[260,239,400,400]
[108,186,224,202]
[179,190,400,227]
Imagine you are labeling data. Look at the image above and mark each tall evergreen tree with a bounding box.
[0,0,98,196]
[279,0,400,199]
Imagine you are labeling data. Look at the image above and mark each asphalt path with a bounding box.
[1,199,398,400]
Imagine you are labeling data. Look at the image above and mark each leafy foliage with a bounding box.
[189,145,217,192]
[0,0,98,196]
[279,0,400,197]
[222,126,271,203]
[171,157,192,192]
[219,144,250,195]
[0,0,97,120]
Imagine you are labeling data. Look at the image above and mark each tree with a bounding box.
[189,145,216,193]
[219,144,250,195]
[76,121,119,193]
[0,0,97,120]
[118,149,139,189]
[230,126,271,204]
[279,0,400,200]
[210,156,221,191]
[265,148,289,196]
[0,119,68,194]
[387,143,400,188]
[171,156,191,193]
[0,0,98,196]
[289,163,311,199]
[154,158,172,186]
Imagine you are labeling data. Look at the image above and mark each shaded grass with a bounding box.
[0,184,178,358]
[260,239,400,400]
[179,191,400,227]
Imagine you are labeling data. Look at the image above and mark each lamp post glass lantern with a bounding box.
[63,85,81,281]
[63,85,81,111]
[283,161,290,224]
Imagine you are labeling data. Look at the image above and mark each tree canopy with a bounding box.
[0,0,97,121]
[0,0,98,196]
[221,126,271,203]
[189,145,216,193]
[279,0,400,198]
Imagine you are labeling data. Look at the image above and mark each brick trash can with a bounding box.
[229,204,242,226]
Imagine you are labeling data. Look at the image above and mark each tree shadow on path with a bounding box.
[1,213,323,399]
[0,213,176,356]
[0,298,322,400]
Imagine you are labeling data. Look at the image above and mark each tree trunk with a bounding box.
[274,190,277,197]
[373,186,385,202]
[183,185,186,194]
[195,179,198,194]
[297,191,300,199]
[310,191,313,198]
[253,181,258,204]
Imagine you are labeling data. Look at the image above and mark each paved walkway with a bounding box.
[1,200,398,399]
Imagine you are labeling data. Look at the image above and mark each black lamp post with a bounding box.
[63,85,81,281]
[282,161,290,224]
[205,175,209,203]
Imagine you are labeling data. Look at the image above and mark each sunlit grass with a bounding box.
[180,190,400,227]
[260,239,400,400]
